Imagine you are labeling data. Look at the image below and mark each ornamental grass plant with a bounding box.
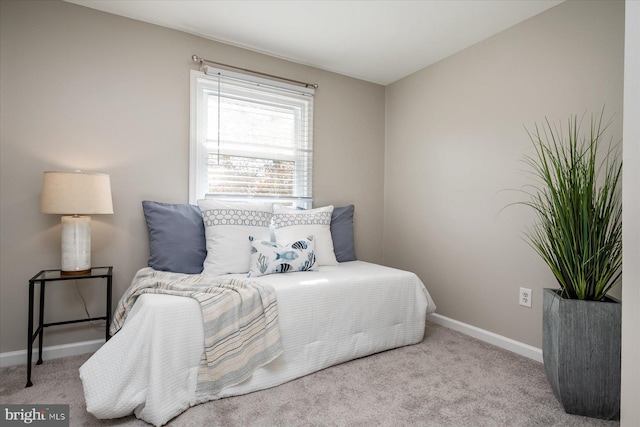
[520,110,622,301]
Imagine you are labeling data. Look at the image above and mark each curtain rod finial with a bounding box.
[192,55,200,63]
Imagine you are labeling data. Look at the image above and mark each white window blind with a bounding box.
[190,68,314,207]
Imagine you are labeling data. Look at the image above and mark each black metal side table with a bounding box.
[26,266,113,387]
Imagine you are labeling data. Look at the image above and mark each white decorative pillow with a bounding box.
[248,235,317,277]
[197,199,272,276]
[272,205,338,266]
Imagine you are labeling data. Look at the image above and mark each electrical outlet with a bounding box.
[519,287,532,308]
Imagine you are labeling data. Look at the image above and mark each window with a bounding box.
[190,67,314,208]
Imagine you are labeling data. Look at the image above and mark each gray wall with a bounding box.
[0,0,385,353]
[384,0,624,348]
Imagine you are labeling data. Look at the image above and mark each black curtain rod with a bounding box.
[192,55,318,89]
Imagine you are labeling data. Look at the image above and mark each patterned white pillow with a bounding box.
[197,199,272,276]
[272,205,338,266]
[248,235,317,277]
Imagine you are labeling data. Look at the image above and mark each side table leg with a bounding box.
[26,281,34,387]
[105,275,112,341]
[37,280,45,365]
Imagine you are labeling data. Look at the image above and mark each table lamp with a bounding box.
[40,171,113,275]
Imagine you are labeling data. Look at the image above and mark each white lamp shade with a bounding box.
[40,171,113,215]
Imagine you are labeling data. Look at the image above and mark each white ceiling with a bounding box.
[66,0,563,85]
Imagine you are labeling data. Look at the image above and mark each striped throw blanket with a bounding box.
[110,269,282,396]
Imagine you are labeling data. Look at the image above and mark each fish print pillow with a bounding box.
[248,235,317,277]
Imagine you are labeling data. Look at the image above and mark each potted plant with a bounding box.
[519,109,622,419]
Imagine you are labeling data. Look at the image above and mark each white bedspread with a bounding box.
[80,261,436,426]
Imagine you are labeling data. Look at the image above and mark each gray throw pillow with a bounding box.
[331,205,357,262]
[142,201,206,274]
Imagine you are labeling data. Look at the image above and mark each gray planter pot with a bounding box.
[542,288,621,419]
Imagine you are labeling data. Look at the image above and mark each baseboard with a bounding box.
[0,339,105,368]
[1,316,542,367]
[428,313,543,363]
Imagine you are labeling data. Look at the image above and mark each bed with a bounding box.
[79,202,436,426]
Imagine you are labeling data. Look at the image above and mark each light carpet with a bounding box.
[0,322,619,426]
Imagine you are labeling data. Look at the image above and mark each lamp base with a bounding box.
[61,269,91,276]
[61,215,91,273]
